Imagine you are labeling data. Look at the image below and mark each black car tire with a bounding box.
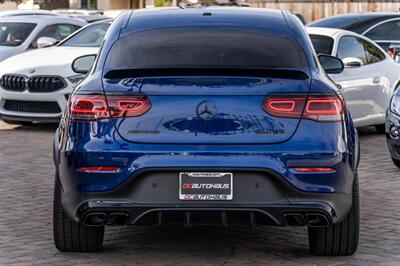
[392,158,400,169]
[2,119,32,126]
[53,172,104,252]
[308,173,359,256]
[375,124,385,134]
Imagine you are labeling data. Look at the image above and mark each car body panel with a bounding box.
[104,76,311,144]
[307,27,400,127]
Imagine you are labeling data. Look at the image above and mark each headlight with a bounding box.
[67,75,85,85]
[390,94,400,115]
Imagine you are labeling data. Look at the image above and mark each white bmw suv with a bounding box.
[0,20,110,125]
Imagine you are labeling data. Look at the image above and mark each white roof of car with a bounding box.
[0,9,60,17]
[0,15,87,25]
[306,26,364,38]
[53,9,104,15]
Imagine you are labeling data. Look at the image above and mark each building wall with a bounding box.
[70,0,142,9]
[99,0,130,9]
[66,0,400,21]
[34,0,69,9]
[69,0,79,8]
[0,2,17,9]
[249,1,400,22]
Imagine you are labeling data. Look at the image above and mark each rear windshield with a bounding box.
[105,27,309,70]
[309,34,334,55]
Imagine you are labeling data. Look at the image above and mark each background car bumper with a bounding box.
[0,84,71,122]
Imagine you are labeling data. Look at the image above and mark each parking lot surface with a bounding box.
[0,120,399,266]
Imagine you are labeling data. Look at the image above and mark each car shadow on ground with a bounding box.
[357,126,383,136]
[99,225,314,262]
[0,121,58,132]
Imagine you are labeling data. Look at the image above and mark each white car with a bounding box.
[307,27,400,132]
[52,9,110,23]
[0,15,86,62]
[0,20,110,124]
[0,9,62,17]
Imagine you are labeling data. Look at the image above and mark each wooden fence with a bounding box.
[248,1,400,22]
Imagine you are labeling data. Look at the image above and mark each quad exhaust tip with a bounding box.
[283,213,306,226]
[83,212,130,226]
[305,213,329,227]
[283,213,329,227]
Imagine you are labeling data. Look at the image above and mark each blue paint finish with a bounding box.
[55,8,357,200]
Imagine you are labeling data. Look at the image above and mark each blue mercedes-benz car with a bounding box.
[53,7,360,255]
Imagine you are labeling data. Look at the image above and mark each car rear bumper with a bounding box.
[61,168,353,227]
[75,202,337,227]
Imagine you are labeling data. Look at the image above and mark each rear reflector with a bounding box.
[263,95,343,122]
[77,166,120,173]
[69,94,150,121]
[291,167,335,173]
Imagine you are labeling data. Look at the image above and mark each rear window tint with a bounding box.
[105,27,309,70]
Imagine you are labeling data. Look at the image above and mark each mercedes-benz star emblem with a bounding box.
[196,100,217,120]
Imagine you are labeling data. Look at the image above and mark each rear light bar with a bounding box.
[69,94,151,121]
[291,167,336,173]
[77,166,120,173]
[263,95,344,122]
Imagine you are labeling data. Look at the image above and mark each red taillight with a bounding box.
[77,166,120,173]
[69,95,151,121]
[263,95,343,122]
[263,97,306,118]
[291,167,336,173]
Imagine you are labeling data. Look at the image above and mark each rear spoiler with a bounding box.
[103,68,309,80]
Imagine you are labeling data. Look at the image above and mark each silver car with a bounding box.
[307,27,400,132]
[0,15,86,62]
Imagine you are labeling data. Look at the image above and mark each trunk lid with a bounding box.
[103,74,310,144]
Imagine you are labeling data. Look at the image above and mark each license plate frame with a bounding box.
[179,172,233,201]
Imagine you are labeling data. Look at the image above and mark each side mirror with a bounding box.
[318,54,344,74]
[37,37,58,49]
[342,57,363,68]
[72,54,97,74]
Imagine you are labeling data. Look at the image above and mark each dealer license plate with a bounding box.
[179,172,233,200]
